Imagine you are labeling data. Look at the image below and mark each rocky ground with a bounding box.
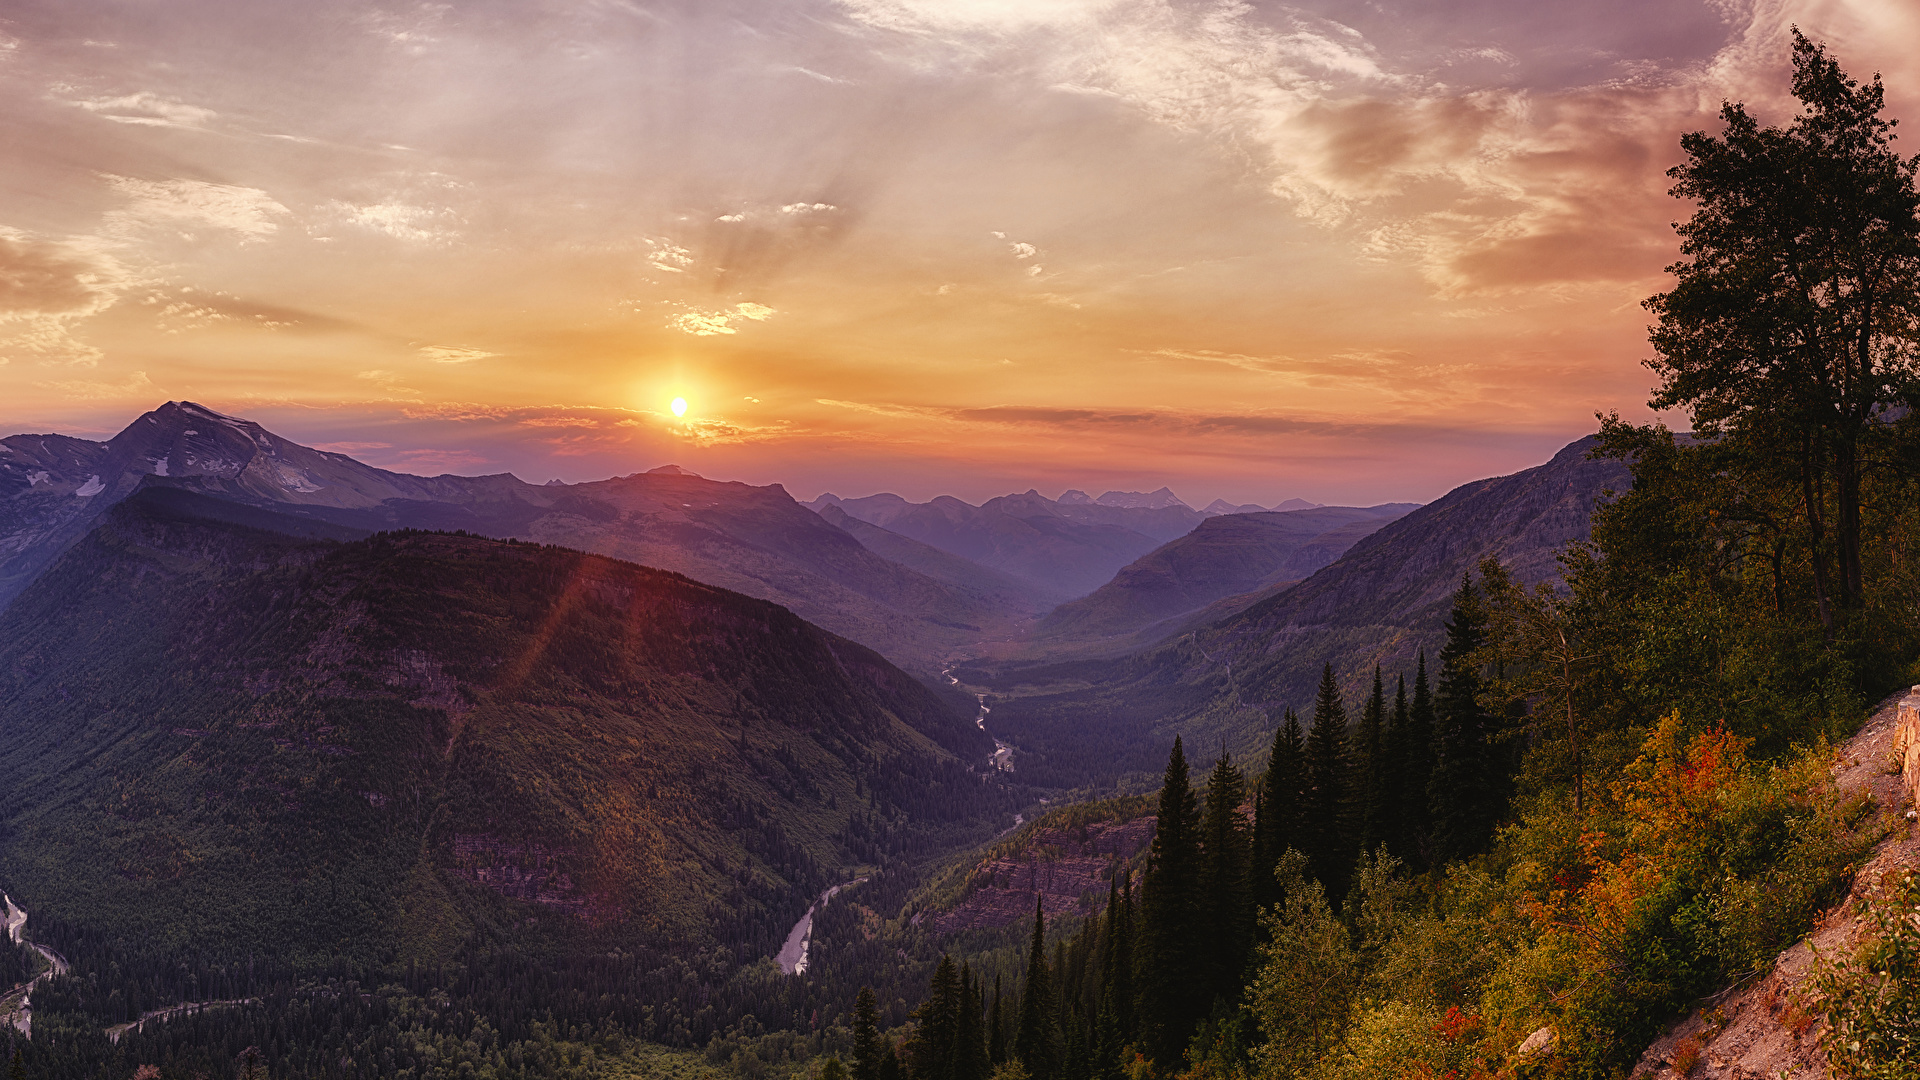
[929,816,1154,933]
[1632,688,1920,1080]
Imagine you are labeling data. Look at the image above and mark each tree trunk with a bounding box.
[1802,437,1835,640]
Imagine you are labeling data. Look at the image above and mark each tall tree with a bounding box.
[1197,750,1252,1007]
[1252,708,1306,914]
[1354,668,1388,856]
[1405,654,1437,867]
[909,955,962,1080]
[1015,900,1064,1079]
[853,987,883,1080]
[1094,878,1134,1080]
[1304,664,1352,899]
[1645,31,1920,633]
[1135,737,1204,1066]
[988,975,1008,1065]
[1429,575,1500,863]
[1384,674,1411,863]
[1476,556,1597,815]
[955,964,990,1080]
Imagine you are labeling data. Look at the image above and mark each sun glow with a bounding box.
[670,397,688,418]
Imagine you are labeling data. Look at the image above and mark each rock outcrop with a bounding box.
[930,817,1155,933]
[1632,689,1920,1080]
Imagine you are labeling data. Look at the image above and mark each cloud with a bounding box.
[103,176,288,242]
[71,91,216,129]
[1010,241,1037,259]
[0,228,124,365]
[833,0,1769,294]
[645,238,693,273]
[418,345,495,364]
[667,302,776,336]
[34,369,152,399]
[331,201,460,244]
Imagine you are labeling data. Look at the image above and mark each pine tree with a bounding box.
[1015,900,1063,1079]
[988,974,1008,1065]
[879,1040,904,1080]
[853,987,883,1080]
[1304,664,1353,900]
[1135,737,1204,1066]
[1355,668,1388,856]
[1405,654,1437,868]
[1197,750,1251,1008]
[910,955,962,1080]
[1429,574,1500,863]
[7,1047,21,1080]
[1384,674,1412,863]
[1252,709,1306,915]
[1093,881,1129,1080]
[955,964,990,1080]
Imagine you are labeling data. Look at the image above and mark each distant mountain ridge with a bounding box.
[805,487,1328,600]
[968,436,1632,789]
[0,402,1046,673]
[1030,503,1420,651]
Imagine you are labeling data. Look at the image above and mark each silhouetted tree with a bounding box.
[1135,738,1203,1066]
[1430,575,1500,862]
[1304,665,1352,899]
[1015,901,1063,1079]
[1197,750,1251,1007]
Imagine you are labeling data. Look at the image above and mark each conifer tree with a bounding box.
[1251,708,1305,915]
[853,987,883,1080]
[1135,737,1204,1066]
[1197,750,1252,1007]
[1384,675,1412,863]
[879,1041,904,1080]
[1355,668,1388,856]
[1405,654,1436,867]
[910,955,963,1080]
[955,964,990,1080]
[1093,880,1132,1080]
[1304,664,1353,900]
[1015,900,1063,1079]
[1429,575,1500,863]
[989,975,1008,1065]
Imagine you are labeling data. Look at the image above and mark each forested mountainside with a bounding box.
[1029,504,1418,652]
[0,403,1042,674]
[968,436,1631,788]
[0,487,1027,1071]
[807,490,1209,599]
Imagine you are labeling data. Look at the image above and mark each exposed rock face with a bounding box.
[452,835,591,915]
[1633,689,1920,1080]
[1895,690,1920,808]
[930,817,1155,933]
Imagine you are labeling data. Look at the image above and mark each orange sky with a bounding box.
[3,0,1918,506]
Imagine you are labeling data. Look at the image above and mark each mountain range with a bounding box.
[0,403,1049,675]
[0,486,1010,967]
[964,436,1632,788]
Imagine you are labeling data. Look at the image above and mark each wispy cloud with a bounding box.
[70,91,216,129]
[668,302,775,336]
[418,345,495,364]
[0,227,125,365]
[103,176,288,242]
[34,369,152,399]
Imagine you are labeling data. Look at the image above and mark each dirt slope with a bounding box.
[1632,689,1920,1080]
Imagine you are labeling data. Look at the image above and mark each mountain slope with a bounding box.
[0,488,1011,967]
[808,489,1210,599]
[1031,504,1419,648]
[0,402,1040,672]
[971,436,1632,788]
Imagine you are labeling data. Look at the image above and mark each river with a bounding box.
[776,879,866,976]
[2,892,70,1038]
[942,665,1014,772]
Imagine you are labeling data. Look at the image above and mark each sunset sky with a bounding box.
[3,0,1917,506]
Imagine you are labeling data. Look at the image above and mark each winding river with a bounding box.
[776,879,866,976]
[2,892,70,1038]
[942,666,1014,773]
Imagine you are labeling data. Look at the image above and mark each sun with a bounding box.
[670,397,688,418]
